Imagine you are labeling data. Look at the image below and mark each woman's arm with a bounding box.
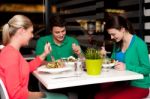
[126,42,150,75]
[29,43,51,72]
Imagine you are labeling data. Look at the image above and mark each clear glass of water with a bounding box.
[74,60,83,76]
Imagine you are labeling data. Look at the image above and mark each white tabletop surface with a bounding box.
[33,69,143,90]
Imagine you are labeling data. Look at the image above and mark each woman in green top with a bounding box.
[95,15,150,99]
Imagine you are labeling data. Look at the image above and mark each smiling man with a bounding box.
[36,14,83,61]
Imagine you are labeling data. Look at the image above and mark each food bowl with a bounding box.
[63,62,75,71]
[61,56,77,71]
[102,58,116,72]
[102,63,115,68]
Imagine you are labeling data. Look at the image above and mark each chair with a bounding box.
[39,83,68,99]
[0,45,4,49]
[0,79,9,99]
[41,92,68,99]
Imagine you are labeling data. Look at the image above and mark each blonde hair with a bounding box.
[2,15,33,45]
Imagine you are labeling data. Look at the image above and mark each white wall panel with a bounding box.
[145,0,150,3]
[144,8,150,16]
[145,22,150,29]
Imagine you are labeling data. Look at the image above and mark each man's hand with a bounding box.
[72,43,81,56]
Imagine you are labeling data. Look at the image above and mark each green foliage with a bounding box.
[84,48,102,59]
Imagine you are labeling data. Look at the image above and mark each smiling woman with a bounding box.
[0,14,52,99]
[95,15,150,99]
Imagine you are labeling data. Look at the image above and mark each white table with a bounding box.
[33,69,143,90]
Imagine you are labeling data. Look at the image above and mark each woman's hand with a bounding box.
[100,46,107,58]
[114,61,126,71]
[72,43,81,55]
[39,42,51,61]
[44,42,51,55]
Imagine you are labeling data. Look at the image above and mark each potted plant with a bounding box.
[84,48,103,75]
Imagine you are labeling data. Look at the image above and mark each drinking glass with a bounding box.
[75,60,83,75]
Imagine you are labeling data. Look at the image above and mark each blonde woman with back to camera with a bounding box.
[0,15,54,99]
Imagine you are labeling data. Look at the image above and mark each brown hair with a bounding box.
[2,15,33,45]
[105,15,135,51]
[105,15,135,34]
[49,14,66,31]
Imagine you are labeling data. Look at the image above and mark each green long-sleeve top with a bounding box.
[35,35,79,61]
[111,35,150,88]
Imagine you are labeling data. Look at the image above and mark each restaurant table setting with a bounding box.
[33,56,143,90]
[33,69,143,90]
[36,56,84,79]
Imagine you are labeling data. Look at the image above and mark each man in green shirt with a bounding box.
[36,14,83,61]
[35,14,85,99]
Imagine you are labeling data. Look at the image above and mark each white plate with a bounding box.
[64,62,75,71]
[102,63,115,68]
[37,65,72,73]
[64,62,75,66]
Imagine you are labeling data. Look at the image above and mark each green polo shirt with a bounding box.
[35,35,79,61]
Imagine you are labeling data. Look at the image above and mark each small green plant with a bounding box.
[85,48,102,59]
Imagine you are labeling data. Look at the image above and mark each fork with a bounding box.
[50,55,55,62]
[47,41,55,62]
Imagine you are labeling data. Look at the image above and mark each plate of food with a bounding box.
[61,56,77,62]
[37,61,72,73]
[102,58,116,68]
[61,56,77,66]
